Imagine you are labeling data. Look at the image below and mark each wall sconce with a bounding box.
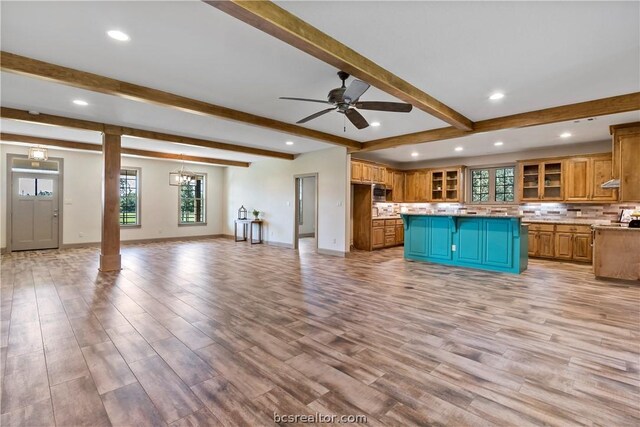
[28,146,48,161]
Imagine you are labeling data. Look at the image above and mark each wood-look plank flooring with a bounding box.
[1,238,639,426]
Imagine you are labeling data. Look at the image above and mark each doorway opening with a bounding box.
[7,155,63,252]
[294,174,318,253]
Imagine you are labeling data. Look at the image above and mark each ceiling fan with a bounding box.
[279,71,413,130]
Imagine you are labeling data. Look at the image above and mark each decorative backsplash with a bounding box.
[373,202,640,222]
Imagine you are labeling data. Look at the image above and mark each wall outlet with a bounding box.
[78,232,84,238]
[337,201,343,207]
[158,230,163,234]
[576,211,582,217]
[333,238,337,244]
[451,244,456,252]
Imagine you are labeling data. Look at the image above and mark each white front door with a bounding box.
[11,172,60,251]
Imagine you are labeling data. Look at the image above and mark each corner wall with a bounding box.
[223,147,349,254]
[1,144,225,249]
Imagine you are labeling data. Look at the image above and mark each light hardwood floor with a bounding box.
[1,239,639,426]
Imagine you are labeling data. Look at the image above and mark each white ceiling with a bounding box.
[1,1,639,164]
[356,110,640,166]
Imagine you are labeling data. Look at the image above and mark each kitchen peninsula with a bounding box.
[402,214,528,274]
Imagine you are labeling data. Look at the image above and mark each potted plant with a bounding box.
[252,209,260,220]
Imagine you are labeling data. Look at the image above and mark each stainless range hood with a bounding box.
[601,179,620,188]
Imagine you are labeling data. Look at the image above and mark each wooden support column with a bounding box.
[99,132,122,272]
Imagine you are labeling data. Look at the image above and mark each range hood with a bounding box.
[601,179,620,189]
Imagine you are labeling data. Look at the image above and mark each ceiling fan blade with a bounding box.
[354,101,413,113]
[296,107,337,124]
[279,97,332,105]
[345,108,369,129]
[343,79,370,103]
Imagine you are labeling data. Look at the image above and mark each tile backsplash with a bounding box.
[373,202,640,222]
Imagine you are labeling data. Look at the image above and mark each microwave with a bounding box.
[373,184,387,202]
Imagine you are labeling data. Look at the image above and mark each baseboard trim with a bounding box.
[60,234,226,250]
[0,247,6,255]
[267,240,294,249]
[299,233,316,238]
[317,248,346,257]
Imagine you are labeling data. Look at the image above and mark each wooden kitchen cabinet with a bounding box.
[404,172,418,202]
[351,161,363,182]
[611,123,640,202]
[573,233,592,262]
[362,163,373,183]
[564,155,617,202]
[519,161,563,201]
[372,226,385,249]
[528,223,592,263]
[395,223,404,245]
[384,168,393,189]
[538,232,555,258]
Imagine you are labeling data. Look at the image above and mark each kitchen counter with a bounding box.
[523,219,612,225]
[592,224,640,232]
[401,213,523,218]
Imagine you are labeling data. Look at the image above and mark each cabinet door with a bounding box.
[392,172,404,202]
[538,231,555,257]
[591,157,618,201]
[565,158,590,201]
[430,171,444,201]
[520,163,541,201]
[542,161,563,200]
[417,171,429,201]
[527,231,538,256]
[620,132,640,202]
[395,225,404,245]
[372,227,385,249]
[362,164,373,183]
[351,161,362,182]
[554,233,573,259]
[573,233,592,262]
[427,217,452,260]
[384,169,393,188]
[445,169,460,201]
[404,173,417,202]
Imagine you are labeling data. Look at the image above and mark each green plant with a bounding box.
[252,209,260,218]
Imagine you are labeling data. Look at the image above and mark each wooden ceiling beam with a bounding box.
[361,92,640,152]
[0,132,250,167]
[1,51,361,150]
[1,107,294,160]
[205,1,474,131]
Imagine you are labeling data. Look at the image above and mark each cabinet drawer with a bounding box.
[556,224,591,233]
[385,226,395,236]
[395,219,404,225]
[385,219,397,226]
[372,220,385,228]
[384,235,396,245]
[527,224,555,232]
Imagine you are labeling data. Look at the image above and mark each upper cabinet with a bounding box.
[565,155,617,202]
[391,171,404,202]
[611,123,640,202]
[351,160,385,185]
[430,168,463,202]
[519,160,563,201]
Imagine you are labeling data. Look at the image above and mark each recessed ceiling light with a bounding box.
[285,141,294,145]
[489,92,505,101]
[455,146,464,152]
[411,152,419,157]
[494,141,504,146]
[72,99,89,106]
[560,132,572,138]
[370,121,381,127]
[107,30,130,42]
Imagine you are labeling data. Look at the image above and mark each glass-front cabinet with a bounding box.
[518,161,563,201]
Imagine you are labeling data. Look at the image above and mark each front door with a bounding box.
[11,172,60,251]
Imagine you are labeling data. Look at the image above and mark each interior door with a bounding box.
[11,172,60,251]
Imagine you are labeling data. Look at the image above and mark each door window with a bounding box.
[18,178,54,197]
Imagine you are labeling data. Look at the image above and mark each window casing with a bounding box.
[179,174,206,224]
[468,166,516,204]
[120,169,140,226]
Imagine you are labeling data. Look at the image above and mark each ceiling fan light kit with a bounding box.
[280,71,413,130]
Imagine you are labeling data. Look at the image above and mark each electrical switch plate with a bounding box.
[451,244,456,251]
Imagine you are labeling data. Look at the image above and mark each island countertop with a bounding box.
[400,213,523,219]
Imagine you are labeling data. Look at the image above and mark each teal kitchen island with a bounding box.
[401,214,528,274]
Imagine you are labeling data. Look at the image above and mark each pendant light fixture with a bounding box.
[169,155,196,186]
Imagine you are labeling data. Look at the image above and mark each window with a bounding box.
[179,174,206,224]
[120,169,140,226]
[18,178,54,197]
[469,166,515,203]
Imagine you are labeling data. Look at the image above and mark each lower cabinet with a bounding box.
[372,219,404,250]
[527,223,592,263]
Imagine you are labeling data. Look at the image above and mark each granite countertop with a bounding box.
[592,224,640,232]
[400,213,523,218]
[523,219,612,225]
[373,215,401,219]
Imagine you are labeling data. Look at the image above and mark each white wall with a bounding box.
[1,143,225,249]
[299,176,316,236]
[224,147,349,254]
